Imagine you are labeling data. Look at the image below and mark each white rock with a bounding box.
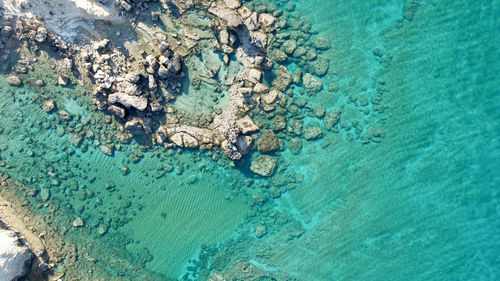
[0,226,32,281]
[108,92,147,111]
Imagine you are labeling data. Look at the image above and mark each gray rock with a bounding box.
[108,92,148,111]
[288,138,302,154]
[309,55,329,76]
[302,73,322,93]
[283,39,297,55]
[124,118,150,135]
[57,74,70,86]
[41,100,56,113]
[68,133,82,147]
[40,188,50,201]
[313,34,331,50]
[72,217,84,227]
[250,155,277,176]
[324,110,341,130]
[304,125,324,140]
[107,105,126,119]
[5,75,21,86]
[0,225,33,281]
[99,145,114,155]
[254,224,268,238]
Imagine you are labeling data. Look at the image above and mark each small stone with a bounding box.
[35,79,45,87]
[72,217,84,227]
[254,224,268,238]
[41,100,56,113]
[57,74,70,86]
[120,164,130,175]
[97,225,108,236]
[40,188,50,201]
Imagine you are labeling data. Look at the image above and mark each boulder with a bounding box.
[41,100,56,113]
[288,138,302,154]
[212,7,243,29]
[72,217,84,227]
[5,75,21,86]
[124,118,150,135]
[262,89,280,104]
[257,130,279,153]
[272,65,292,91]
[324,110,341,130]
[303,73,322,93]
[258,13,277,30]
[254,224,268,238]
[313,34,331,50]
[108,92,148,111]
[304,125,324,140]
[107,105,126,119]
[308,55,329,76]
[236,115,259,134]
[68,133,82,147]
[250,155,276,176]
[57,74,70,86]
[283,39,297,55]
[0,224,32,281]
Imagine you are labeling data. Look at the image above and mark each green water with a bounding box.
[1,0,499,280]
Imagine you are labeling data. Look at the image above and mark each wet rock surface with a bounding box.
[0,220,33,281]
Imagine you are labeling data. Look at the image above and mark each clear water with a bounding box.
[1,0,499,280]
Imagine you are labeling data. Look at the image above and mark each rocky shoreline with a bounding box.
[0,0,350,178]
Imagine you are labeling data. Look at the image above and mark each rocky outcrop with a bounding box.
[0,221,32,281]
[5,75,21,86]
[250,155,276,176]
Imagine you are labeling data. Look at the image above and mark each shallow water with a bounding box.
[1,0,499,280]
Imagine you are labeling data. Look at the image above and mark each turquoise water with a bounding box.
[1,0,499,280]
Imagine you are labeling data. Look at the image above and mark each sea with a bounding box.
[0,0,499,280]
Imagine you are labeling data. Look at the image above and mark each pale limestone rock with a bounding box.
[236,115,259,134]
[108,92,148,111]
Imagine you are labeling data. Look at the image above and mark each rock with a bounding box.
[35,27,47,43]
[40,188,51,201]
[302,73,322,93]
[99,145,114,155]
[93,39,110,51]
[35,79,45,87]
[125,73,140,83]
[292,69,302,85]
[272,65,292,91]
[271,115,286,131]
[124,118,150,135]
[262,89,280,104]
[170,132,199,148]
[107,105,126,119]
[251,155,276,176]
[120,164,130,175]
[212,7,243,29]
[97,225,108,236]
[120,1,132,11]
[288,138,302,154]
[116,81,141,96]
[68,133,82,147]
[283,39,297,55]
[0,225,32,281]
[254,224,268,238]
[258,13,277,30]
[309,55,329,76]
[273,49,288,63]
[57,74,70,86]
[268,186,281,198]
[253,83,268,94]
[223,0,241,9]
[257,130,279,153]
[236,115,259,134]
[72,217,84,227]
[313,34,331,50]
[5,75,21,86]
[304,125,324,140]
[41,100,56,113]
[324,110,341,130]
[108,92,148,111]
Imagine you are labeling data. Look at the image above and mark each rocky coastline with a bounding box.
[0,0,347,178]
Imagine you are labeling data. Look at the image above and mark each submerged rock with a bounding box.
[324,110,341,130]
[250,155,276,176]
[254,224,268,238]
[72,217,84,227]
[257,130,279,153]
[0,224,32,281]
[304,126,324,140]
[5,75,21,86]
[313,34,331,50]
[41,100,56,113]
[303,73,322,93]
